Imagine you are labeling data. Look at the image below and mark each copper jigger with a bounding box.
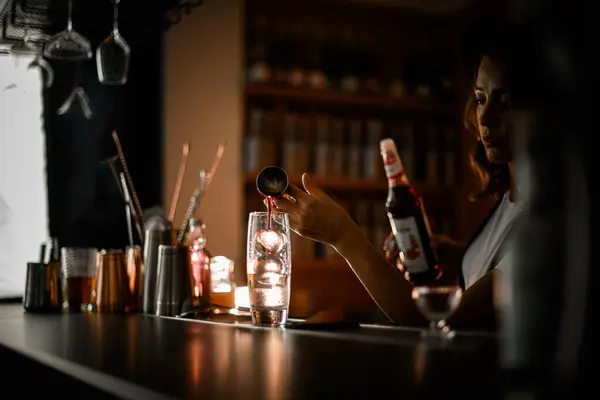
[94,250,130,313]
[256,166,289,197]
[126,246,144,313]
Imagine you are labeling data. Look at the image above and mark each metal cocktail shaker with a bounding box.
[142,227,172,314]
[24,240,62,313]
[155,245,193,317]
[23,262,61,313]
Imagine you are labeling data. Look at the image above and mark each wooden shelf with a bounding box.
[246,84,456,115]
[244,172,456,196]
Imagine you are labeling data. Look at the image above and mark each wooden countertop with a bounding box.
[0,303,501,399]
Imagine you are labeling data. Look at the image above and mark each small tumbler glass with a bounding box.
[60,247,97,312]
[246,211,292,327]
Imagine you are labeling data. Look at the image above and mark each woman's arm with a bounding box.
[333,219,425,325]
[274,173,498,330]
[334,221,498,331]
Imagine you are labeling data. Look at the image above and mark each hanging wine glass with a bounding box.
[96,0,130,85]
[57,86,94,119]
[9,28,36,72]
[9,29,55,88]
[44,0,92,61]
[28,48,55,89]
[57,62,94,119]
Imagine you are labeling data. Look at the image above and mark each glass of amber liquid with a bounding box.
[60,247,98,312]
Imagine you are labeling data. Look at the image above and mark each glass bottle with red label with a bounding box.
[380,138,441,285]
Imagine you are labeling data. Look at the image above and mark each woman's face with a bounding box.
[474,56,512,163]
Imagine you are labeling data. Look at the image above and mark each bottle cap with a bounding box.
[379,138,409,184]
[379,138,398,155]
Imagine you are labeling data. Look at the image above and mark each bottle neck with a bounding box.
[382,151,410,188]
[188,219,207,248]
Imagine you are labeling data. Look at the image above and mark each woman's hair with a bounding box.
[461,21,521,202]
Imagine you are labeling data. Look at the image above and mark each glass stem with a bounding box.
[112,1,119,35]
[67,0,73,31]
[429,321,438,331]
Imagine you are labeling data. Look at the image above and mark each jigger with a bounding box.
[155,245,194,317]
[95,250,130,313]
[256,166,289,197]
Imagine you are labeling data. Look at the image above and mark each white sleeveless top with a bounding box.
[461,193,524,290]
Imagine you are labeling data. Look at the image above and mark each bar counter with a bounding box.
[0,303,501,399]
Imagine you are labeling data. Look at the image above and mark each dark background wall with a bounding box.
[43,33,164,250]
[33,1,170,249]
[1,0,204,249]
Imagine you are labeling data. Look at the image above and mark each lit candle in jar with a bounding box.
[209,256,235,308]
[234,286,250,310]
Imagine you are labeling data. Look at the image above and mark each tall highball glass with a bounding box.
[246,211,292,327]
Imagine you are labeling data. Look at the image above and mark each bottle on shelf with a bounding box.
[287,21,309,88]
[442,128,456,185]
[380,138,441,285]
[306,24,330,90]
[246,17,272,84]
[281,113,310,175]
[330,117,345,177]
[425,124,439,185]
[243,108,276,172]
[363,118,383,180]
[346,119,363,179]
[270,18,291,85]
[314,115,333,177]
[397,120,415,180]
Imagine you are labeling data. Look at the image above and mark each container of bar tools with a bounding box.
[23,240,61,313]
[126,245,144,312]
[155,244,194,317]
[95,249,130,313]
[142,224,172,314]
